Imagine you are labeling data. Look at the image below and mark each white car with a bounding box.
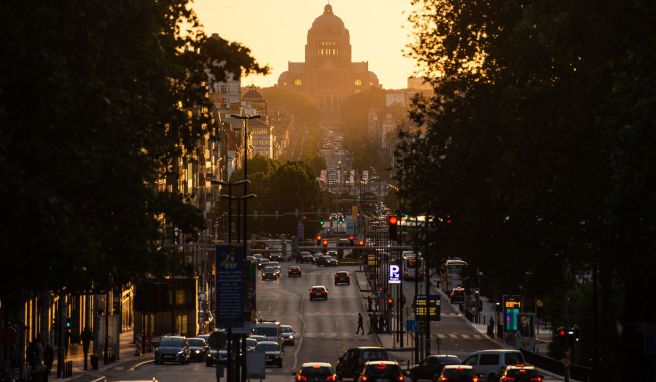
[461,349,525,381]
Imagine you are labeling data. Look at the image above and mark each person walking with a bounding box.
[369,314,378,334]
[367,295,373,312]
[44,340,54,375]
[81,327,93,370]
[356,313,365,335]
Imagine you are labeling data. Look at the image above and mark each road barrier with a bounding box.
[520,349,591,381]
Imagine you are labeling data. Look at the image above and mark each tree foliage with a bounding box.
[397,0,656,378]
[0,0,267,295]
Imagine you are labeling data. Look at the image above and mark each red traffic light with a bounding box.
[559,329,566,336]
[348,234,355,241]
[322,239,329,247]
[316,234,322,241]
[387,298,393,306]
[388,215,398,225]
[358,239,365,246]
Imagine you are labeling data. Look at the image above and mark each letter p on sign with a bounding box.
[389,264,401,284]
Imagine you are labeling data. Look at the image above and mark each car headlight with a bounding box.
[195,349,200,353]
[288,335,294,339]
[177,350,184,355]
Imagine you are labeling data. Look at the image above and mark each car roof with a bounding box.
[301,362,332,368]
[336,271,349,274]
[162,335,185,340]
[312,285,327,288]
[443,365,473,370]
[505,365,535,370]
[471,349,522,354]
[187,337,205,341]
[353,346,385,350]
[257,341,279,346]
[428,354,460,358]
[281,324,292,328]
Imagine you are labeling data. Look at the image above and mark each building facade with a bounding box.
[277,4,380,119]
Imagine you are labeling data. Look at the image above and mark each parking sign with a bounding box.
[389,264,401,284]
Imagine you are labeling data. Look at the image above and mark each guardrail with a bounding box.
[520,349,592,381]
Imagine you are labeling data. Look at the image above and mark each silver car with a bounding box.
[281,325,295,346]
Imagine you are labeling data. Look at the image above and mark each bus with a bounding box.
[441,258,468,296]
[402,251,424,280]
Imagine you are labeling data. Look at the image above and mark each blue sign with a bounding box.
[414,295,441,321]
[216,244,245,328]
[389,264,401,284]
[406,319,417,333]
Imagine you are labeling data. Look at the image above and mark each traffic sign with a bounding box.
[208,331,227,349]
[406,319,417,333]
[389,264,401,284]
[414,295,441,321]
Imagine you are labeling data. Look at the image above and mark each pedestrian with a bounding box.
[356,313,365,335]
[44,340,54,375]
[367,295,373,311]
[369,314,378,334]
[487,317,494,337]
[378,314,386,334]
[81,327,93,370]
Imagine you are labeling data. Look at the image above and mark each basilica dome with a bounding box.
[310,4,346,34]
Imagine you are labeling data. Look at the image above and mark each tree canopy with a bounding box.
[0,0,267,295]
[396,0,656,379]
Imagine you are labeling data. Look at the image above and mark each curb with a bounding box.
[354,271,383,348]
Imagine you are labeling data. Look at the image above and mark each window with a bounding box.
[462,355,477,366]
[424,357,439,365]
[355,79,362,86]
[220,84,227,93]
[504,352,524,365]
[294,79,302,86]
[479,354,500,365]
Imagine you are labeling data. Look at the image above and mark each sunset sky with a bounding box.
[193,0,416,89]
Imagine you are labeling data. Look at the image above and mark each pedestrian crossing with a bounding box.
[300,332,487,341]
[435,333,485,340]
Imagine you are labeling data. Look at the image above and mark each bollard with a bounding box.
[91,354,99,370]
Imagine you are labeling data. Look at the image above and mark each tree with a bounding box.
[0,0,267,296]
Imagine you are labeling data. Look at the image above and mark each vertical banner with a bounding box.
[215,244,244,329]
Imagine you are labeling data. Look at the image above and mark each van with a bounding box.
[336,346,389,380]
[252,321,283,346]
[461,349,525,381]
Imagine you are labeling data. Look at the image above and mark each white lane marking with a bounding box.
[437,334,446,339]
[461,334,470,339]
[292,295,305,370]
[473,334,482,339]
[448,333,458,339]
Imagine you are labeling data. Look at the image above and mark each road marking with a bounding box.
[129,359,154,371]
[292,294,305,371]
[473,334,482,339]
[437,334,446,339]
[448,334,458,339]
[461,334,470,339]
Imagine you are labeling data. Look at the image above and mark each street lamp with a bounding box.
[210,179,250,244]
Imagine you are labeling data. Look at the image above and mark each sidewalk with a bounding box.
[53,330,153,381]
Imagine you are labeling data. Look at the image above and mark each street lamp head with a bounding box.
[229,114,261,120]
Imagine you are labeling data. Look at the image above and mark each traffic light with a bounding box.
[338,215,344,225]
[322,239,329,247]
[387,296,393,307]
[348,235,355,246]
[319,216,325,225]
[446,216,453,225]
[65,317,71,329]
[316,234,322,246]
[358,239,365,246]
[388,215,398,241]
[556,326,567,346]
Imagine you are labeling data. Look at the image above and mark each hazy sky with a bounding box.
[193,0,416,89]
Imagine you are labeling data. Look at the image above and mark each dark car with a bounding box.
[334,271,350,285]
[257,258,271,270]
[288,265,302,277]
[410,355,462,381]
[499,365,543,382]
[336,347,389,380]
[294,362,336,382]
[437,365,479,382]
[187,337,209,361]
[309,286,328,301]
[358,361,404,382]
[317,256,338,267]
[262,266,280,280]
[255,340,283,367]
[269,252,284,262]
[300,252,315,263]
[205,344,243,366]
[154,336,190,365]
[281,325,295,346]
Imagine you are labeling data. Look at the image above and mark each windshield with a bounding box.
[282,326,292,333]
[246,338,257,347]
[264,266,276,272]
[269,262,279,266]
[253,327,279,337]
[362,350,389,361]
[160,338,184,347]
[256,343,280,352]
[301,367,333,377]
[188,339,205,347]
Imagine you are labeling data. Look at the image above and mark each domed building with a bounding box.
[277,4,380,120]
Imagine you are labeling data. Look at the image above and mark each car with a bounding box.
[300,252,315,263]
[246,337,258,352]
[309,285,328,301]
[269,252,284,262]
[258,258,271,270]
[336,347,389,380]
[288,265,302,277]
[281,325,295,345]
[327,250,338,258]
[317,256,338,267]
[255,340,283,368]
[313,252,324,262]
[205,344,243,367]
[334,271,350,285]
[499,365,543,382]
[187,337,209,361]
[262,266,280,280]
[409,354,462,381]
[293,362,336,382]
[268,261,281,271]
[249,334,267,343]
[358,361,404,382]
[437,365,479,382]
[252,253,264,262]
[154,336,190,365]
[461,350,525,382]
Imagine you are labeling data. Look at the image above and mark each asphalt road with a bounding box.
[104,264,375,382]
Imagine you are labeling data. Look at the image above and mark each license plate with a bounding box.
[377,379,389,382]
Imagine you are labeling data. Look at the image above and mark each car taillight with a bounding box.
[439,377,448,382]
[297,376,308,382]
[326,375,336,381]
[501,377,515,381]
[398,375,404,381]
[361,376,368,382]
[472,377,479,382]
[529,378,542,382]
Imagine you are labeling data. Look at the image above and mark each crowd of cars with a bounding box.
[288,347,542,382]
[153,320,297,369]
